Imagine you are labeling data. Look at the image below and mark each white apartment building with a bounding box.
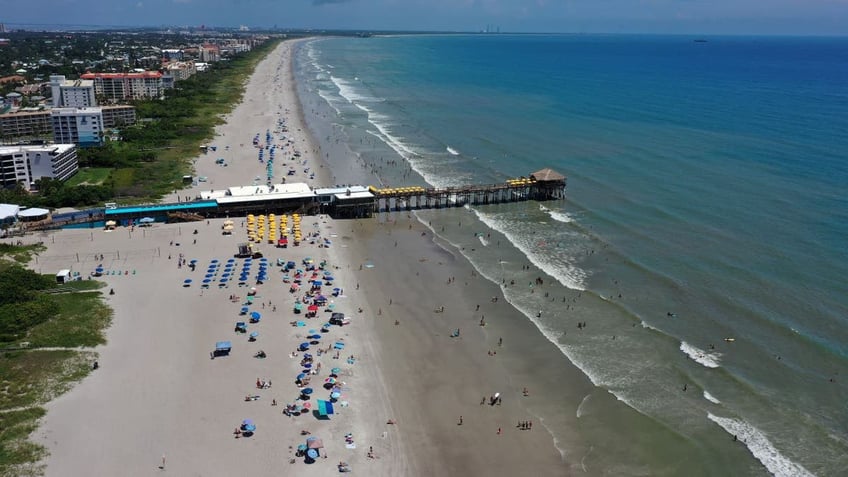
[51,107,103,147]
[49,75,97,108]
[0,144,77,189]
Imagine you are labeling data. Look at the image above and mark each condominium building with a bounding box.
[0,144,77,189]
[49,75,97,108]
[164,61,197,81]
[0,110,52,142]
[51,108,103,147]
[100,105,137,128]
[80,71,165,101]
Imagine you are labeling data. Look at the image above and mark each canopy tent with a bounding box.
[316,400,335,416]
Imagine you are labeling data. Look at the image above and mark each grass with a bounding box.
[0,244,45,265]
[64,168,111,187]
[22,291,111,348]
[0,407,47,477]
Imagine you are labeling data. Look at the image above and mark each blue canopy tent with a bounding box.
[317,400,335,417]
[213,341,232,357]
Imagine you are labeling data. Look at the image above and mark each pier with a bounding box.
[29,168,566,228]
[370,168,566,214]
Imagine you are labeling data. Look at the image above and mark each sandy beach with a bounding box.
[23,39,567,476]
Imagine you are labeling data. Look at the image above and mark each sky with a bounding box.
[3,0,848,36]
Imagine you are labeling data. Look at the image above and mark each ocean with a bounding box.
[293,34,848,476]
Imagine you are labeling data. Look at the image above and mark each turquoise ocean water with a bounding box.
[294,35,848,475]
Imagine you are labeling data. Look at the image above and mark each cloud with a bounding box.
[312,0,352,5]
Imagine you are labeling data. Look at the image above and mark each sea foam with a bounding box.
[539,203,573,223]
[707,413,814,477]
[470,208,587,291]
[680,341,721,368]
[703,390,721,404]
[446,146,460,156]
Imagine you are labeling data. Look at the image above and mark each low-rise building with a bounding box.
[0,144,77,189]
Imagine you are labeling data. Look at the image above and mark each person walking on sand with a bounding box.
[160,453,166,469]
[458,415,463,425]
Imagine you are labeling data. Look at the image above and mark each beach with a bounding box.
[25,39,568,476]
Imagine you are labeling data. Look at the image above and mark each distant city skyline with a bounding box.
[3,0,848,36]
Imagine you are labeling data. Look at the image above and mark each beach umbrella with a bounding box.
[249,331,259,339]
[297,444,307,452]
[202,279,211,284]
[302,388,313,395]
[307,305,319,312]
[306,436,324,448]
[139,217,154,224]
[296,373,307,381]
[183,279,192,286]
[302,402,312,410]
[211,259,219,263]
[330,367,341,374]
[240,306,248,314]
[330,391,341,400]
[299,342,310,350]
[250,311,261,320]
[324,377,336,385]
[296,321,305,327]
[190,259,198,264]
[306,449,318,459]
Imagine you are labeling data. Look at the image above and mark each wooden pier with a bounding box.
[368,168,566,214]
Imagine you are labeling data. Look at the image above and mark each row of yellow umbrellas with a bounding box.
[506,178,536,186]
[369,185,427,196]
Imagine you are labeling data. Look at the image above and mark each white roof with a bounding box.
[334,191,374,201]
[216,189,315,205]
[200,182,312,200]
[18,207,49,217]
[57,269,71,276]
[315,185,369,195]
[0,203,20,220]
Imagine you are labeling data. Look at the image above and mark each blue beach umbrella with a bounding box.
[249,331,258,338]
[202,278,211,284]
[190,259,198,264]
[240,306,248,314]
[302,388,313,395]
[306,449,318,459]
[211,259,219,264]
[250,311,261,320]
